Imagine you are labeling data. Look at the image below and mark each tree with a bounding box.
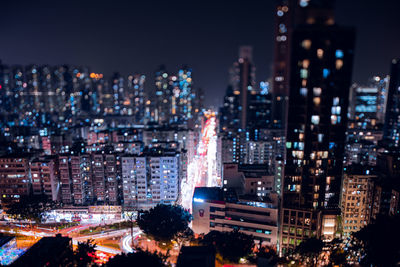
[200,229,255,263]
[75,239,98,267]
[6,194,57,223]
[255,246,281,266]
[137,204,191,243]
[294,237,324,267]
[326,238,349,267]
[107,248,168,267]
[60,239,98,267]
[348,214,400,267]
[175,227,194,249]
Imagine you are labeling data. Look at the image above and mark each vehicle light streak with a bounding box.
[180,111,220,211]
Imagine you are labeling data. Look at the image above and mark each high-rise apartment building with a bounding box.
[383,59,400,147]
[228,46,256,130]
[30,157,59,201]
[0,156,31,203]
[122,152,180,209]
[280,0,355,253]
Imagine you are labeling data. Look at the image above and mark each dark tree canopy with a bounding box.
[350,214,400,267]
[200,229,254,263]
[107,248,167,267]
[75,239,98,267]
[137,204,191,242]
[294,237,324,267]
[6,194,57,223]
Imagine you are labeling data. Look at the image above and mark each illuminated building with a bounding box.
[271,0,335,130]
[0,236,22,266]
[344,140,377,166]
[222,46,256,130]
[174,65,194,124]
[30,156,59,201]
[128,73,146,122]
[271,0,293,130]
[383,59,400,147]
[244,141,274,165]
[280,0,355,253]
[223,163,275,197]
[348,76,389,134]
[247,93,272,130]
[0,155,31,203]
[219,85,241,131]
[154,65,173,124]
[122,151,180,209]
[192,187,278,247]
[58,155,73,204]
[340,166,376,237]
[70,154,93,205]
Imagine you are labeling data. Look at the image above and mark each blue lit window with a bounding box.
[333,97,340,105]
[335,49,344,58]
[323,69,330,78]
[311,115,320,125]
[300,87,308,96]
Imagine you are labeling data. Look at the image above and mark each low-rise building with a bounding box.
[341,167,376,237]
[192,187,278,247]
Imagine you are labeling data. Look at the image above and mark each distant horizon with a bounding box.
[1,0,400,107]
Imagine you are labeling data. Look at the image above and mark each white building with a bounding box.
[192,187,278,247]
[122,153,180,209]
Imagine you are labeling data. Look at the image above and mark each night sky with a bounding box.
[1,0,399,107]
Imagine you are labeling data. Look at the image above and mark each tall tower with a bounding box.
[229,46,256,130]
[154,65,172,124]
[272,0,335,130]
[280,0,355,253]
[383,59,400,148]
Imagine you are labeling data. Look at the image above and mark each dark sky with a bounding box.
[1,0,399,107]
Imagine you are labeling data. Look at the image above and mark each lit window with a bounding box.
[302,59,310,68]
[301,39,312,49]
[318,134,324,143]
[313,87,322,96]
[311,115,320,125]
[300,0,309,7]
[335,49,344,58]
[300,87,308,96]
[314,97,321,105]
[331,106,341,115]
[317,49,324,59]
[333,97,339,105]
[323,69,330,78]
[331,115,338,124]
[336,59,343,70]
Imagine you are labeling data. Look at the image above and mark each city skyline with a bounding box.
[0,0,400,265]
[1,0,400,107]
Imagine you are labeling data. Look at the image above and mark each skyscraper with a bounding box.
[272,0,335,130]
[383,59,400,147]
[154,65,172,124]
[280,0,355,253]
[233,46,256,129]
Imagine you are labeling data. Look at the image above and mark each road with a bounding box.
[0,223,135,255]
[180,111,220,211]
